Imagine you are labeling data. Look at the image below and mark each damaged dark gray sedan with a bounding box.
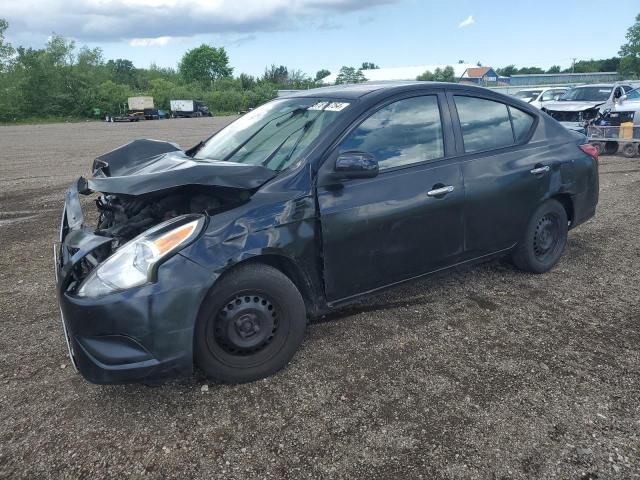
[55,82,599,384]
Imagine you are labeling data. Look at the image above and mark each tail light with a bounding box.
[579,143,599,164]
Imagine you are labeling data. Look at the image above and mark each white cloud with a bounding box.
[1,0,399,42]
[458,15,474,28]
[129,36,173,47]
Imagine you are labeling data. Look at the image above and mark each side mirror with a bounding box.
[619,94,627,103]
[334,151,379,179]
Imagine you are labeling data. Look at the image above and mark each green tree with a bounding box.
[179,44,233,86]
[95,80,133,114]
[496,65,518,76]
[0,18,15,71]
[416,70,434,81]
[238,73,256,90]
[360,62,379,70]
[106,59,137,86]
[46,34,75,66]
[619,55,640,77]
[315,69,331,82]
[335,66,367,84]
[435,66,455,82]
[619,13,640,77]
[518,66,545,74]
[546,65,561,74]
[262,64,289,85]
[417,66,455,82]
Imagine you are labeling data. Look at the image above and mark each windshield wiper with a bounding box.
[222,107,308,162]
[263,108,326,171]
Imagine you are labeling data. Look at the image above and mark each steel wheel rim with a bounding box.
[210,293,280,357]
[533,213,560,262]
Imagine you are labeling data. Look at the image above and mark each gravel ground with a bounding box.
[0,118,639,479]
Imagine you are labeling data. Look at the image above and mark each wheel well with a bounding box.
[231,255,319,317]
[551,193,574,225]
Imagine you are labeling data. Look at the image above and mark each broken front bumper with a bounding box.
[54,179,213,384]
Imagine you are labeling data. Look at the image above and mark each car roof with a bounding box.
[281,81,503,100]
[574,83,615,88]
[283,82,420,99]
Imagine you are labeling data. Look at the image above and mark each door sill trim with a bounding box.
[326,245,515,309]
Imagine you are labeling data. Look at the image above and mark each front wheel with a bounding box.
[512,199,568,274]
[195,263,307,383]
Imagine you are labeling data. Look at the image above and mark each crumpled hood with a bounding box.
[87,139,276,195]
[543,101,603,112]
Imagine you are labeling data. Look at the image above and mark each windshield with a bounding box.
[515,90,541,99]
[194,98,350,171]
[625,88,640,100]
[559,86,612,102]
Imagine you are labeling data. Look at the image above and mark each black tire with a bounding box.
[512,199,568,274]
[195,263,307,383]
[622,143,637,158]
[604,141,619,155]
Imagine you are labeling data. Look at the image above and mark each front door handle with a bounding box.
[427,185,454,197]
[530,165,550,175]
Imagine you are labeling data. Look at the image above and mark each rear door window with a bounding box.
[454,96,514,152]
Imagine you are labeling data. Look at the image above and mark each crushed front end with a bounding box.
[542,106,602,135]
[54,178,216,384]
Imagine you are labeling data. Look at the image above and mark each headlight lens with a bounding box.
[77,215,205,298]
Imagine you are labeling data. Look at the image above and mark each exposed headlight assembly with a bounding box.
[77,215,206,298]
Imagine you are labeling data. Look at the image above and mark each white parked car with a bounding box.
[541,83,635,133]
[612,87,640,123]
[513,87,569,109]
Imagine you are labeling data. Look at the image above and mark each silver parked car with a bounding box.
[513,87,568,109]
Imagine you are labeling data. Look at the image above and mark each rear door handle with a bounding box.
[427,185,454,197]
[530,165,550,175]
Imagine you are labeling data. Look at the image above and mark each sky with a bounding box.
[2,0,638,77]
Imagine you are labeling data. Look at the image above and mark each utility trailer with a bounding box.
[170,100,212,118]
[588,123,640,158]
[105,103,140,123]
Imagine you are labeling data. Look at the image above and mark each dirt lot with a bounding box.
[0,118,639,479]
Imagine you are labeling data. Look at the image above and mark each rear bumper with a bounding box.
[55,179,214,384]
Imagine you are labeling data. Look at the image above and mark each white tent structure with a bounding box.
[321,64,477,85]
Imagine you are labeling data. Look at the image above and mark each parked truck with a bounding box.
[127,96,160,120]
[170,100,212,118]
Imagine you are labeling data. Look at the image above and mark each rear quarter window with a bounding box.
[509,107,535,142]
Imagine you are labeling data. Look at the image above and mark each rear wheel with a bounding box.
[195,264,307,383]
[512,199,568,274]
[622,143,637,158]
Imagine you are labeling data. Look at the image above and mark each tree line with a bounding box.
[0,13,639,122]
[0,17,381,122]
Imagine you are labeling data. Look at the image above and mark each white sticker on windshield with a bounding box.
[308,101,350,111]
[308,101,329,110]
[599,89,611,93]
[324,102,350,111]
